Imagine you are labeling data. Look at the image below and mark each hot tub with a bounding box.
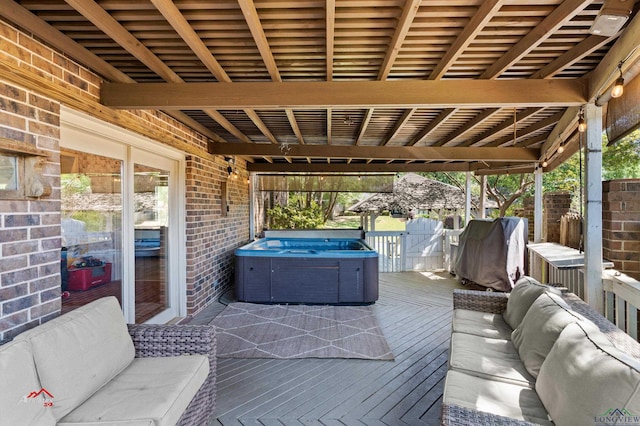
[234,237,379,304]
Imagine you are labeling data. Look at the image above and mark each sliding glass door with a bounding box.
[61,108,185,323]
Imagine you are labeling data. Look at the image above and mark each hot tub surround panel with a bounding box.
[235,238,379,304]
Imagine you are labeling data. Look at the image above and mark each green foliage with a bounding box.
[267,202,324,229]
[61,173,92,197]
[602,130,640,180]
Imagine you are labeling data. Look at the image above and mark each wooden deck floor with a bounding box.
[200,271,464,426]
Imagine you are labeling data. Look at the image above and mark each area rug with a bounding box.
[212,302,394,360]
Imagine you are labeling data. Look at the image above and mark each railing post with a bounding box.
[401,232,407,271]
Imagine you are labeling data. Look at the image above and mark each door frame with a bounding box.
[60,106,187,323]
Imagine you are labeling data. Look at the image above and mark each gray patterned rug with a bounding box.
[212,302,394,360]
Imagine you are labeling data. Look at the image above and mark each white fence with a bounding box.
[365,218,446,273]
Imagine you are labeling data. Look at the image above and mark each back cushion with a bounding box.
[0,339,56,426]
[503,276,561,329]
[536,322,640,426]
[512,292,585,377]
[16,297,134,420]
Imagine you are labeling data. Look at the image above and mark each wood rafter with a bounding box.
[479,0,593,79]
[209,143,539,163]
[429,0,505,80]
[237,0,303,145]
[150,0,277,146]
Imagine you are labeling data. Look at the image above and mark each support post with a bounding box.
[584,102,604,313]
[479,175,486,219]
[249,173,255,240]
[465,171,472,226]
[534,167,543,242]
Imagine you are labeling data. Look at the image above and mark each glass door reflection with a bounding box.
[133,165,169,323]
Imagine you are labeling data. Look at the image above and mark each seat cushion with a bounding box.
[58,354,210,426]
[16,297,135,420]
[443,370,553,425]
[452,309,513,340]
[449,332,535,387]
[512,291,586,378]
[503,276,561,330]
[0,339,56,426]
[536,322,640,426]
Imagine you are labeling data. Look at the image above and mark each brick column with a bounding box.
[543,193,572,243]
[603,180,640,280]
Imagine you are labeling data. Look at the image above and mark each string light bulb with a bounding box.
[578,108,586,133]
[611,62,624,98]
[542,160,548,168]
[558,144,565,154]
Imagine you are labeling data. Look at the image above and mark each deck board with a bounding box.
[204,271,464,425]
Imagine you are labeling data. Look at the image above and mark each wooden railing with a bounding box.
[528,242,640,341]
[365,231,406,272]
[603,270,640,340]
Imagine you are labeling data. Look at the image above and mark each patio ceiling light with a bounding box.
[611,63,625,98]
[578,108,587,133]
[589,0,632,36]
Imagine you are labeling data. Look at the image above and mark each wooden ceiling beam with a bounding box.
[247,162,476,173]
[64,0,182,83]
[209,143,539,162]
[354,109,374,146]
[408,108,457,146]
[383,108,417,146]
[482,110,565,147]
[435,108,500,147]
[326,0,335,81]
[479,0,592,79]
[63,0,254,144]
[151,0,278,144]
[429,0,505,80]
[378,0,421,80]
[102,79,587,109]
[0,0,226,144]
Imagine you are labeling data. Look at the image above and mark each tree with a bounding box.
[485,174,535,217]
[602,129,640,180]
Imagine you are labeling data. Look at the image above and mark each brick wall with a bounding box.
[0,20,248,341]
[543,192,572,243]
[0,83,61,343]
[519,193,573,243]
[603,179,640,280]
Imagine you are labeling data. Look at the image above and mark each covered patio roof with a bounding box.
[1,0,639,174]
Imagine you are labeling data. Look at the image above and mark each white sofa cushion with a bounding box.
[512,291,586,378]
[443,370,553,425]
[536,322,640,426]
[16,297,135,420]
[503,276,561,329]
[0,339,56,426]
[452,309,513,340]
[58,354,209,426]
[449,332,535,387]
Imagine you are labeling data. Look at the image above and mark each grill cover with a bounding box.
[454,217,528,292]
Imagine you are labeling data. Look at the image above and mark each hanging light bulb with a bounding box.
[558,144,565,154]
[578,117,587,133]
[542,160,548,168]
[611,62,624,98]
[577,107,586,133]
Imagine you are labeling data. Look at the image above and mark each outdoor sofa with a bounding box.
[0,296,215,426]
[441,276,640,425]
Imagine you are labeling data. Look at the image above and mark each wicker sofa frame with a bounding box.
[441,288,640,426]
[127,323,216,426]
